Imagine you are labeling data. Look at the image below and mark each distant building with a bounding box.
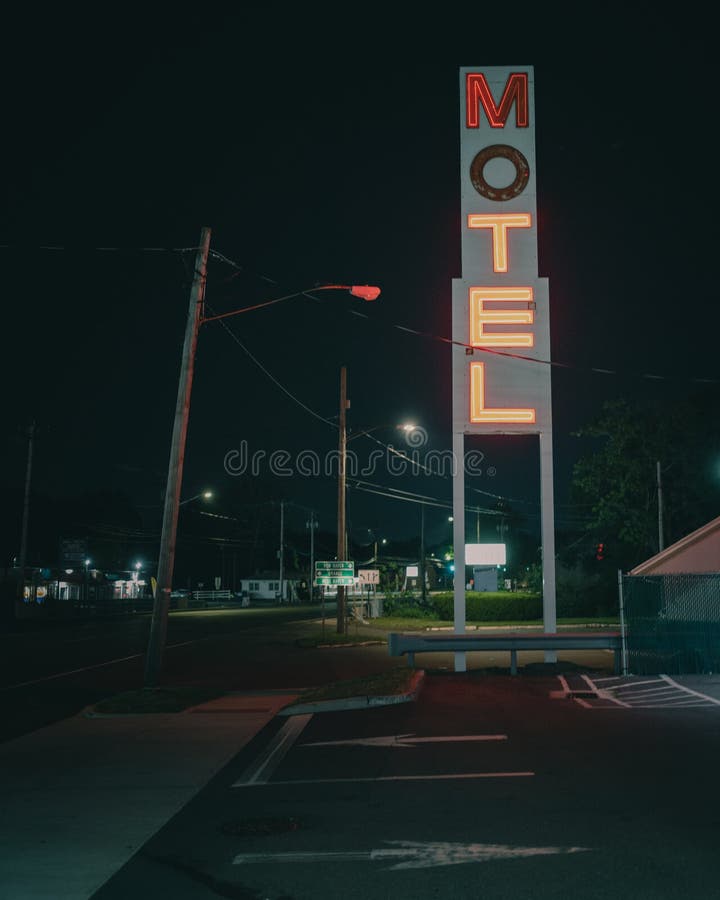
[238,574,303,603]
[630,515,720,575]
[0,564,148,621]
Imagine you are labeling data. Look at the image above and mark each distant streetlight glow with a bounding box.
[348,421,423,443]
[179,490,214,507]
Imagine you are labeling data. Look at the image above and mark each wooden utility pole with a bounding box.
[307,510,317,602]
[420,502,427,604]
[144,226,211,687]
[278,500,285,603]
[657,460,664,552]
[17,420,36,604]
[336,366,348,633]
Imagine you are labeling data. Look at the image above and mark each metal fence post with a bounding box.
[618,568,629,676]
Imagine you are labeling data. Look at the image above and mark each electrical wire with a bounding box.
[7,241,720,383]
[204,302,339,429]
[208,249,720,386]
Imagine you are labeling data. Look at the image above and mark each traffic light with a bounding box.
[596,542,605,561]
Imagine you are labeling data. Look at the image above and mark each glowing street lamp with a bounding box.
[347,421,420,443]
[200,284,380,324]
[179,489,214,507]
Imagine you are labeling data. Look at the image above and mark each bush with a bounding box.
[556,562,618,618]
[430,591,542,622]
[382,592,436,618]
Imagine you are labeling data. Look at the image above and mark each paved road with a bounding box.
[90,670,720,899]
[0,606,395,743]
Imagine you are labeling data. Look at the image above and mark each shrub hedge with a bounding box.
[383,585,617,622]
[430,591,542,621]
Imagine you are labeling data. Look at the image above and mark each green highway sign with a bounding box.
[314,575,356,587]
[315,560,354,578]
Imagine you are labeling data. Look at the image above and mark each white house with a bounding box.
[238,577,300,602]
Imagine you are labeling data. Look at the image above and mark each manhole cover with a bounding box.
[219,817,302,837]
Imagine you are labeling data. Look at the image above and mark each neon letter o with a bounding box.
[470,144,529,201]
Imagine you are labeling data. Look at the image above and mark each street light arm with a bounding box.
[200,284,380,324]
[347,424,384,443]
[347,422,419,444]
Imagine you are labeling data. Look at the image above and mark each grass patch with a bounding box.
[91,685,225,714]
[293,667,417,703]
[295,627,387,648]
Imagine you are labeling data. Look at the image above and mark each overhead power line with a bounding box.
[7,241,717,384]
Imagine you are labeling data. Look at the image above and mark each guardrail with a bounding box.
[388,630,623,674]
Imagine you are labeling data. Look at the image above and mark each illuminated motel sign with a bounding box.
[451,66,556,660]
[452,67,552,432]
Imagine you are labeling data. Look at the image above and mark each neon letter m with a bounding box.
[466,72,528,128]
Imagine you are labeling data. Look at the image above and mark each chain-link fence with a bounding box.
[621,574,720,674]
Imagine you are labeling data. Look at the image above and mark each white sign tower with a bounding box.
[451,66,556,671]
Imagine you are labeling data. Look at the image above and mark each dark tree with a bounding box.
[571,395,720,568]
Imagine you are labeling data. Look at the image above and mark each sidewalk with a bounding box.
[0,690,299,900]
[0,669,425,900]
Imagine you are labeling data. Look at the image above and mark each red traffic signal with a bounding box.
[596,542,605,561]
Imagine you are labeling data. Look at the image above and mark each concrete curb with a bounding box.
[277,669,425,716]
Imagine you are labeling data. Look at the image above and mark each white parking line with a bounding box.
[578,673,720,710]
[632,702,715,709]
[660,675,720,706]
[581,674,630,707]
[232,714,312,786]
[616,686,681,696]
[237,772,535,787]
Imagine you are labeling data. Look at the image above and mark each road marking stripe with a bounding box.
[659,675,720,706]
[301,734,507,749]
[616,687,680,697]
[632,703,715,709]
[232,714,312,786]
[0,653,145,689]
[581,674,630,707]
[609,679,663,690]
[635,696,711,703]
[0,639,205,690]
[233,841,588,868]
[236,772,535,787]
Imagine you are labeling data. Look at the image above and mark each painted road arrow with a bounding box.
[301,733,507,749]
[233,840,591,870]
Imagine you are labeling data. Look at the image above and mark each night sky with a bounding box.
[2,11,718,564]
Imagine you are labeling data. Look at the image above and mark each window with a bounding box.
[249,582,259,591]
